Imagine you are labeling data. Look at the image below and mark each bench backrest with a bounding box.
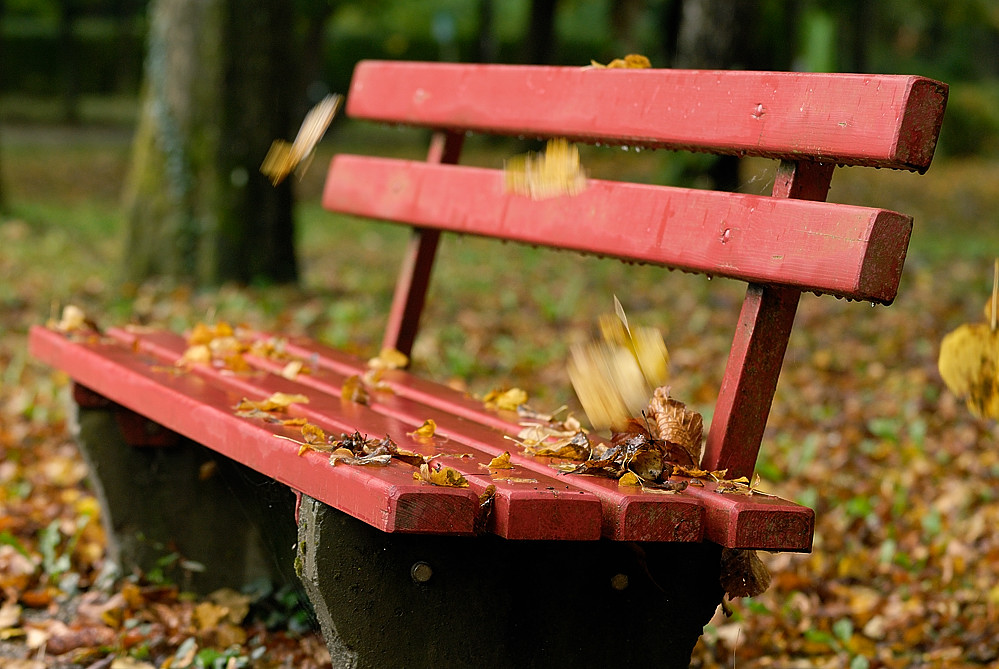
[322,60,948,479]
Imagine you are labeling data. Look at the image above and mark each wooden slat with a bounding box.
[270,335,814,551]
[346,61,947,171]
[115,328,697,543]
[29,326,479,535]
[323,155,912,303]
[103,328,604,542]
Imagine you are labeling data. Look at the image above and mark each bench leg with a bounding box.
[72,400,299,593]
[297,495,724,669]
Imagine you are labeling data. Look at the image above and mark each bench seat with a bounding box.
[30,324,814,550]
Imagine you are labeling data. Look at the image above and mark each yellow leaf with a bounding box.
[281,360,303,380]
[938,322,999,419]
[504,138,587,200]
[235,391,309,412]
[590,53,652,69]
[187,321,234,345]
[368,347,409,370]
[177,344,212,366]
[302,423,326,445]
[408,419,437,441]
[483,387,528,412]
[53,304,88,333]
[569,299,669,431]
[618,471,642,487]
[486,451,514,469]
[260,94,343,186]
[193,601,228,631]
[414,463,469,488]
[341,375,370,404]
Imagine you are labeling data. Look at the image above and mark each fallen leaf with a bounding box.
[646,388,702,466]
[491,476,538,484]
[483,387,528,412]
[589,53,652,69]
[341,375,369,404]
[408,419,437,441]
[720,548,772,598]
[414,463,469,488]
[235,392,309,412]
[618,471,642,486]
[485,451,514,469]
[281,360,303,379]
[0,599,21,628]
[368,347,409,370]
[177,344,212,366]
[52,304,91,333]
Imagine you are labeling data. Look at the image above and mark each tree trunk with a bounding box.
[477,0,498,63]
[60,0,80,124]
[123,0,297,287]
[674,0,760,191]
[523,0,559,64]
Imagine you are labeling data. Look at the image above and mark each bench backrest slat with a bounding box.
[323,60,947,482]
[346,61,947,172]
[323,154,911,303]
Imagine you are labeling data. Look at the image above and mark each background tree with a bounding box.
[123,0,298,286]
[671,0,767,190]
[523,0,559,64]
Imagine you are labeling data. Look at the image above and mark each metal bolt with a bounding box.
[610,573,629,591]
[411,561,433,584]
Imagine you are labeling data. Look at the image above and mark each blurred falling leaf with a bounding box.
[589,53,652,69]
[235,392,309,413]
[504,138,587,200]
[414,463,469,488]
[720,548,772,598]
[484,387,528,412]
[261,93,343,185]
[569,298,669,431]
[938,260,999,419]
[938,324,999,418]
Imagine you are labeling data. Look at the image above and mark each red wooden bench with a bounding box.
[30,61,946,667]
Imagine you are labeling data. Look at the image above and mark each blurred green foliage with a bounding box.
[2,0,999,154]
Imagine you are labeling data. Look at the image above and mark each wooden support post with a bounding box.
[381,131,465,359]
[702,160,835,479]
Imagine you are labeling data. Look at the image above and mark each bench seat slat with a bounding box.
[323,155,911,303]
[28,325,479,535]
[104,328,606,542]
[347,61,947,171]
[114,328,699,543]
[270,336,814,551]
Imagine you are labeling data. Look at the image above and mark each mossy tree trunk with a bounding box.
[124,0,298,287]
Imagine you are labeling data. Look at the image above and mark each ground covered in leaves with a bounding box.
[2,120,999,667]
